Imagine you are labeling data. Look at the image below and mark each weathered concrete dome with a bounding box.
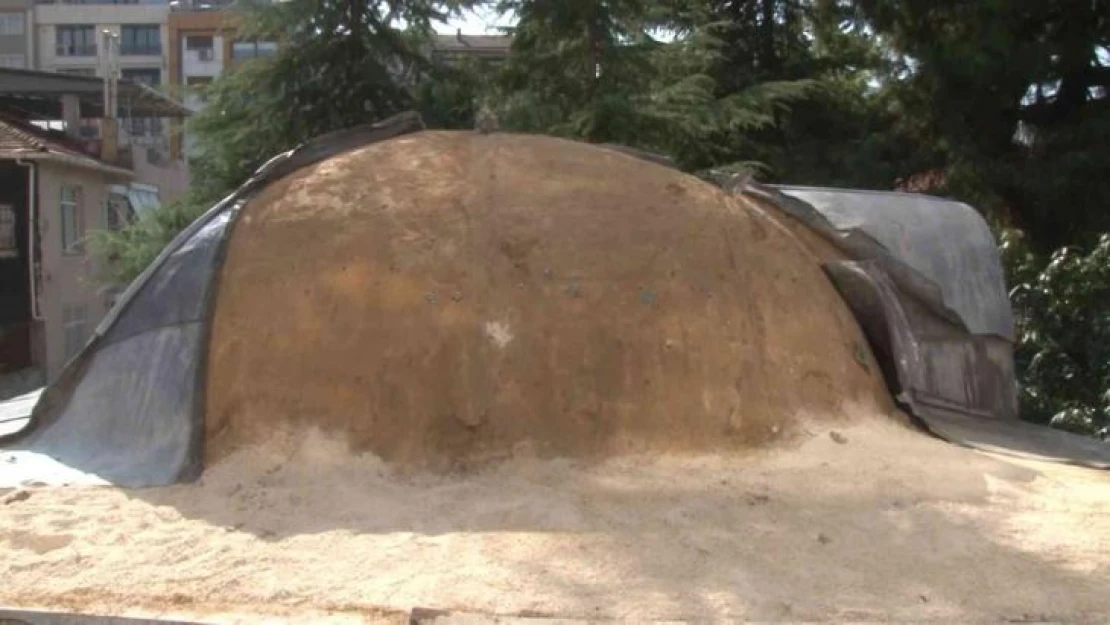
[204,131,891,469]
[6,119,909,486]
[12,116,1107,487]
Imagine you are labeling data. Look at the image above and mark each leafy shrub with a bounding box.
[1002,230,1110,439]
[88,195,211,285]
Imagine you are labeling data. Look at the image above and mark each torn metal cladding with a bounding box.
[0,112,426,487]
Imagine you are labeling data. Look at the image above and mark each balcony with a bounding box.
[169,0,235,12]
[38,0,144,4]
[55,43,97,57]
[120,44,162,55]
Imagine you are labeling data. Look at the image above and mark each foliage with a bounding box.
[494,0,814,171]
[414,56,498,129]
[88,193,211,285]
[1003,230,1110,439]
[97,0,475,284]
[187,0,470,195]
[855,0,1110,251]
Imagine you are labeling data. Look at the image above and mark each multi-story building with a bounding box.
[164,0,277,158]
[34,1,168,79]
[0,0,32,69]
[34,0,170,143]
[0,67,189,393]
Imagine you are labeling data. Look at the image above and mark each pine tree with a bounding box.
[495,0,813,172]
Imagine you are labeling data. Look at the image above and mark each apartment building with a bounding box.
[34,1,168,77]
[0,0,31,69]
[166,0,232,158]
[166,0,275,158]
[34,0,170,141]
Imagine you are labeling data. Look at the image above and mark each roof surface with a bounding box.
[0,67,191,119]
[0,115,132,176]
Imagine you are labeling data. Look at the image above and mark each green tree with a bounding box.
[1003,230,1110,439]
[855,0,1110,251]
[495,0,813,171]
[190,0,467,194]
[94,0,473,283]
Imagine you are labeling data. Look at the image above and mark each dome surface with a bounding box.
[205,131,891,468]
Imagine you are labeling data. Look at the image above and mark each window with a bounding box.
[0,204,16,259]
[232,40,277,61]
[58,67,96,76]
[56,25,96,57]
[105,192,134,231]
[62,305,88,360]
[60,185,84,255]
[120,24,161,55]
[185,35,213,50]
[0,54,25,69]
[126,116,163,136]
[121,67,160,86]
[0,13,24,36]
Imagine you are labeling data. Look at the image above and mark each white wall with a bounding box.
[35,4,169,73]
[181,33,222,78]
[35,162,122,378]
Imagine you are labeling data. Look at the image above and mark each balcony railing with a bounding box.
[120,44,162,55]
[56,43,97,57]
[169,0,236,12]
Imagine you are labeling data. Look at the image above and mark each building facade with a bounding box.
[0,0,32,69]
[0,115,132,390]
[166,1,235,159]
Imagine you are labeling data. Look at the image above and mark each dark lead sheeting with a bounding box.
[746,184,1109,468]
[0,112,425,487]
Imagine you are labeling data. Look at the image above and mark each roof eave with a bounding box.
[1,150,134,178]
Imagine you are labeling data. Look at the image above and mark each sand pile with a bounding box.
[2,414,1109,623]
[206,131,892,468]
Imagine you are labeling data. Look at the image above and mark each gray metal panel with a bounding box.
[919,410,1110,469]
[772,186,1013,339]
[822,261,924,412]
[17,324,202,487]
[0,111,427,486]
[824,260,1019,421]
[0,609,210,625]
[103,210,232,346]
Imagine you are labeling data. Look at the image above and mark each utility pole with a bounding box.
[100,29,121,163]
[101,29,119,121]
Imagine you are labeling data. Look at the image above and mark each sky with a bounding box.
[434,6,515,35]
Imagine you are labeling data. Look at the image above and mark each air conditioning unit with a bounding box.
[198,48,214,61]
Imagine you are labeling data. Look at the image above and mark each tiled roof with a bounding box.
[0,115,130,176]
[0,116,48,153]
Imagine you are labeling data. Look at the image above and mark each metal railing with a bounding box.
[55,43,98,57]
[169,0,236,12]
[120,44,162,55]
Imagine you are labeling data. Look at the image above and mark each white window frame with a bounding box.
[0,53,25,69]
[60,185,85,255]
[0,204,16,258]
[0,13,24,36]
